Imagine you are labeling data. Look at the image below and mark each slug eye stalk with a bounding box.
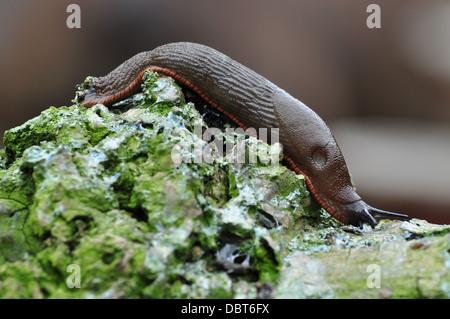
[370,207,410,223]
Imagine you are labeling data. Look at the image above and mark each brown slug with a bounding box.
[78,42,409,228]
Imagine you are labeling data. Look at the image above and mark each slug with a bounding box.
[78,42,409,228]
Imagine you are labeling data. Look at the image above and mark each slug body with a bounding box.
[79,42,408,228]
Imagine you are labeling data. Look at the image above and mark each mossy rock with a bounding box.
[0,71,448,298]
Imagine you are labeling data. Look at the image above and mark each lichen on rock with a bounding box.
[0,71,449,299]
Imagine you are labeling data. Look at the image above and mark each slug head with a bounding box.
[272,89,409,228]
[341,200,409,228]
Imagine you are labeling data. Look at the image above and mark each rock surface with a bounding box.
[0,71,449,298]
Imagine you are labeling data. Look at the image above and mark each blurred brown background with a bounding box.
[1,0,449,223]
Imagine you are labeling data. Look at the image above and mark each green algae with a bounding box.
[0,71,448,299]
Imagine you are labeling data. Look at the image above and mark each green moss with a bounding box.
[0,261,47,298]
[0,149,6,169]
[0,72,295,298]
[252,238,280,282]
[0,199,29,262]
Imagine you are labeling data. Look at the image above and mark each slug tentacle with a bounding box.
[369,207,410,223]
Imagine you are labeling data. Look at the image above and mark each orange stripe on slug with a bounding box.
[282,153,347,224]
[82,64,345,224]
